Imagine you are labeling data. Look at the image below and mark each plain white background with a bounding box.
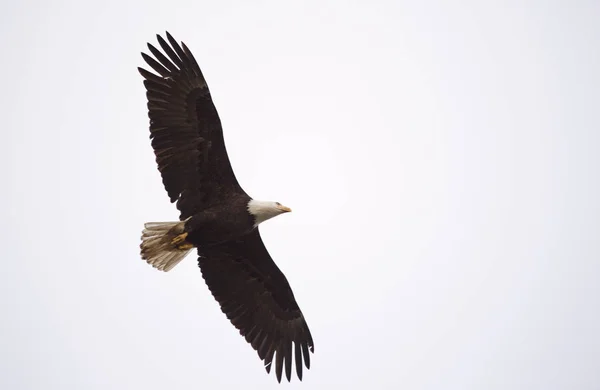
[2,1,599,389]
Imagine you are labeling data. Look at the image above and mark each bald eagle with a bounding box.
[138,32,314,383]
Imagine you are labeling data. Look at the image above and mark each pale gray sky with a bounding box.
[2,1,599,389]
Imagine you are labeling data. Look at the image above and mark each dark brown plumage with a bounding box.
[138,32,314,383]
[199,230,313,382]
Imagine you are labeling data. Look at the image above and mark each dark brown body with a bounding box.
[185,194,255,247]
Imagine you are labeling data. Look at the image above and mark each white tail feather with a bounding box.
[140,220,193,272]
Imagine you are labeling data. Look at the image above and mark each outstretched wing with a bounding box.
[139,32,245,219]
[198,230,314,382]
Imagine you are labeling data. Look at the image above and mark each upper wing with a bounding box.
[139,32,245,219]
[198,230,314,382]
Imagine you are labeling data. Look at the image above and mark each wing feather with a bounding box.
[147,43,179,73]
[141,53,171,77]
[156,34,184,69]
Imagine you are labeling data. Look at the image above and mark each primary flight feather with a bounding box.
[138,32,314,383]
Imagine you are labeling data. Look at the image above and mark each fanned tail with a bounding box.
[140,219,193,272]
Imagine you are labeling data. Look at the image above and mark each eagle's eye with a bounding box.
[275,202,281,206]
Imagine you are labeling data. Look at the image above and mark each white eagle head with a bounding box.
[247,199,292,226]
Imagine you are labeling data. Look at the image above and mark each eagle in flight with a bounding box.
[138,32,314,383]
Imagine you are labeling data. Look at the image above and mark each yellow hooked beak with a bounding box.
[276,204,292,213]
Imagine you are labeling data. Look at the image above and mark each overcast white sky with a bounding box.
[2,0,599,389]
